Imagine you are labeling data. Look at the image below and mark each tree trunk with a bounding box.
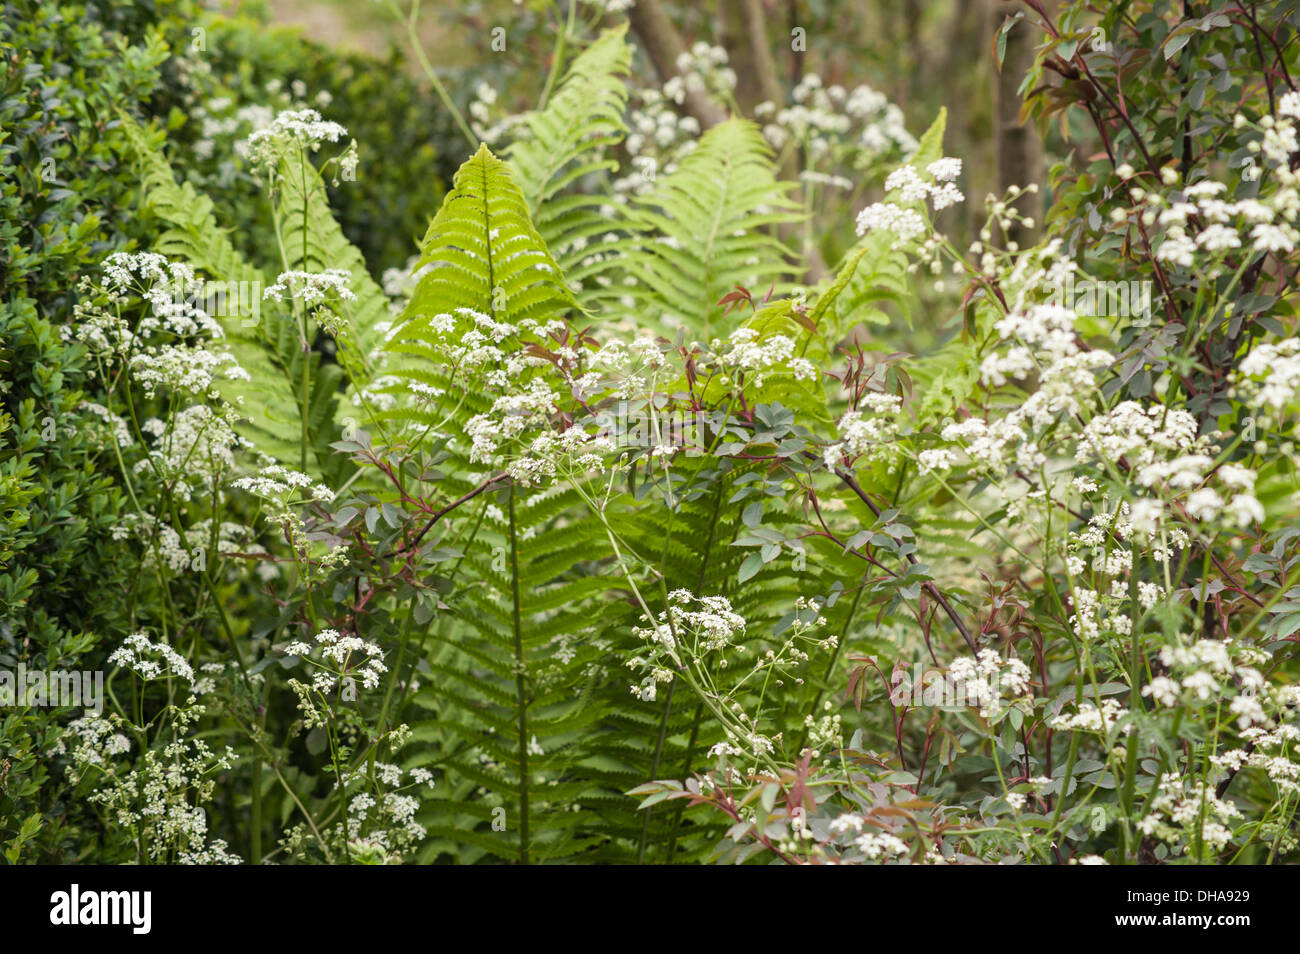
[628,0,729,129]
[990,0,1042,247]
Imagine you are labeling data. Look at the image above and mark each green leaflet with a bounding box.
[823,109,950,334]
[907,107,949,177]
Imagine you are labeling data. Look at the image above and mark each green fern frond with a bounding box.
[273,149,397,390]
[390,144,576,357]
[506,25,632,312]
[627,119,802,338]
[382,150,627,862]
[509,25,630,214]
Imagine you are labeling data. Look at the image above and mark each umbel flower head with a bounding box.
[239,108,351,177]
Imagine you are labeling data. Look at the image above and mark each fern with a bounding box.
[569,448,864,863]
[411,485,638,862]
[387,144,632,863]
[391,144,575,350]
[273,149,396,394]
[508,24,631,309]
[627,119,803,338]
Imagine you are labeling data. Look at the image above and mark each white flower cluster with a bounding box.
[1237,338,1300,409]
[110,514,193,572]
[854,202,926,242]
[108,632,195,683]
[758,74,915,162]
[612,89,699,196]
[855,157,966,240]
[84,705,241,865]
[1137,773,1241,853]
[1150,177,1297,264]
[285,627,388,699]
[1144,638,1273,730]
[97,253,226,339]
[628,590,746,702]
[666,42,737,104]
[921,251,1122,481]
[240,108,349,171]
[509,425,617,487]
[1067,502,1184,578]
[946,649,1034,719]
[467,80,526,146]
[597,44,732,199]
[232,464,333,505]
[232,463,337,559]
[823,392,903,469]
[1049,698,1132,735]
[1075,402,1262,528]
[75,255,250,408]
[263,269,356,306]
[345,788,427,860]
[76,401,134,449]
[54,714,131,770]
[137,404,249,501]
[815,811,915,864]
[129,343,250,401]
[1214,723,1300,796]
[387,307,619,487]
[1135,107,1300,265]
[720,326,817,387]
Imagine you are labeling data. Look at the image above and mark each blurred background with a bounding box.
[236,0,1046,256]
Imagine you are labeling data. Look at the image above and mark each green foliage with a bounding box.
[0,0,184,861]
[11,0,1300,872]
[628,119,803,337]
[508,24,631,309]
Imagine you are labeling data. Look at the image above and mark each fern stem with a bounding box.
[537,0,576,111]
[651,482,725,862]
[508,485,530,864]
[637,676,677,864]
[663,702,704,864]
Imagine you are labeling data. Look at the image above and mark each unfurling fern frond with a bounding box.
[627,119,803,338]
